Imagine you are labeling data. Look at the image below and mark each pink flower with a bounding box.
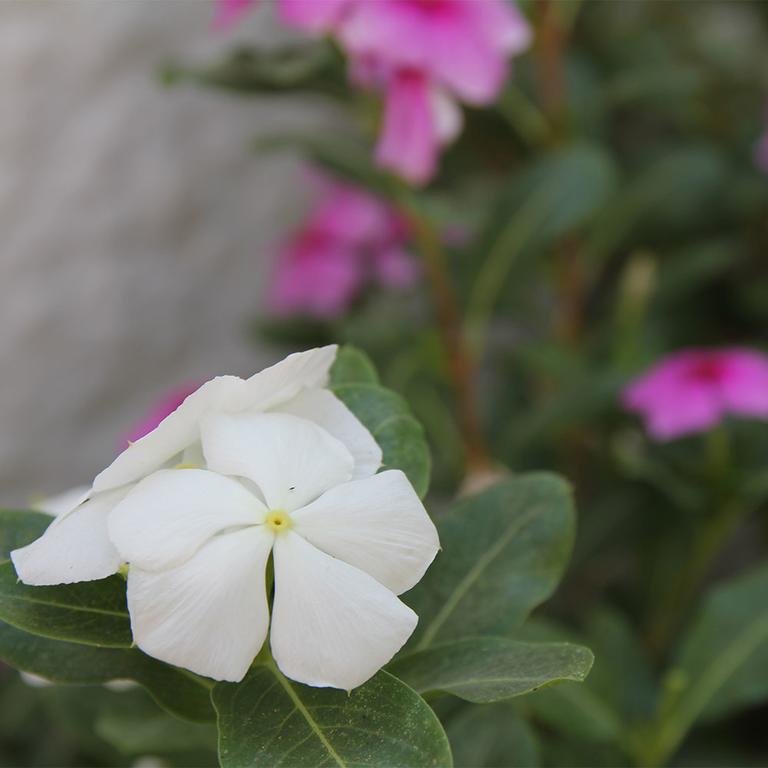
[622,348,768,441]
[269,176,418,318]
[214,0,257,29]
[215,0,530,184]
[125,384,203,446]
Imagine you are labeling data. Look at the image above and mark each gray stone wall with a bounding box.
[0,0,332,504]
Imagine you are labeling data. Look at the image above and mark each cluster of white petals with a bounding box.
[12,347,440,689]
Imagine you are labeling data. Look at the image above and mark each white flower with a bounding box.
[11,346,440,690]
[13,346,378,585]
[107,413,439,688]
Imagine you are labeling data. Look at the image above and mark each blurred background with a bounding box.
[0,0,336,506]
[4,0,768,766]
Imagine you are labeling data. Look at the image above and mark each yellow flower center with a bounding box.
[265,509,292,534]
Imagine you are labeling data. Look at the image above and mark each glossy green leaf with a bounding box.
[332,382,431,498]
[0,510,51,560]
[388,637,593,703]
[646,563,768,766]
[445,703,539,768]
[0,561,130,648]
[213,663,452,768]
[0,620,214,723]
[405,473,574,649]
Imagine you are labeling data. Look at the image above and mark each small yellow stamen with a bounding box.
[174,463,201,470]
[265,509,292,534]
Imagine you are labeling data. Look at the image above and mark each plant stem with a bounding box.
[647,429,741,654]
[403,202,493,482]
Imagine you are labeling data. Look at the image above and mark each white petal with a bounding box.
[293,471,439,595]
[127,526,273,682]
[275,389,381,479]
[242,345,338,412]
[108,469,265,572]
[11,488,129,586]
[92,375,248,494]
[430,87,463,146]
[201,413,353,511]
[33,485,91,517]
[270,532,417,690]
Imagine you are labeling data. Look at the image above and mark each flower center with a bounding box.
[265,509,292,534]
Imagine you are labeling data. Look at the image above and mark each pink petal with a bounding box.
[719,348,768,418]
[269,234,363,318]
[213,0,258,30]
[373,245,420,289]
[339,0,525,104]
[279,0,353,32]
[375,70,439,185]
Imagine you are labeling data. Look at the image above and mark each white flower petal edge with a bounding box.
[293,470,439,594]
[270,531,418,690]
[201,412,354,511]
[93,375,248,494]
[33,485,91,517]
[276,388,382,479]
[242,344,337,412]
[11,488,130,585]
[108,469,267,572]
[127,526,274,683]
[92,345,338,495]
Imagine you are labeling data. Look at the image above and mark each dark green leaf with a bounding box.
[583,146,726,269]
[0,620,214,723]
[405,473,574,649]
[646,563,768,766]
[445,703,539,768]
[0,561,130,648]
[389,637,593,703]
[0,510,51,560]
[332,382,431,498]
[213,663,452,768]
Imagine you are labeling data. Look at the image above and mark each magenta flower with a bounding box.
[214,0,257,29]
[269,177,418,319]
[622,348,768,441]
[125,384,203,446]
[215,0,530,184]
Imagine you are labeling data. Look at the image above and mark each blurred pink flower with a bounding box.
[216,0,530,184]
[125,384,202,445]
[269,178,418,319]
[622,348,768,441]
[214,0,257,29]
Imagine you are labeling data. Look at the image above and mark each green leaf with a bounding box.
[646,563,768,766]
[388,637,593,703]
[161,43,345,96]
[467,143,617,340]
[0,510,51,560]
[0,561,130,648]
[583,145,726,269]
[0,620,214,723]
[332,382,431,498]
[213,663,452,768]
[405,473,575,649]
[96,704,218,756]
[445,703,539,768]
[330,345,380,386]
